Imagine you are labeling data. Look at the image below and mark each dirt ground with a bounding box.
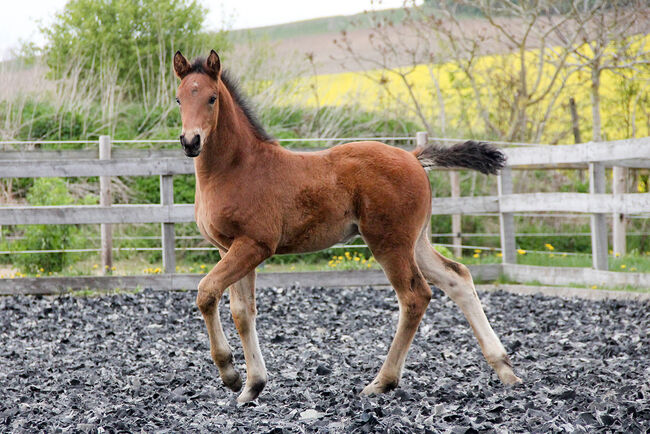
[2,286,649,432]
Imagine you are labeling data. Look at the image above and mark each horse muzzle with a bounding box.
[180,134,201,157]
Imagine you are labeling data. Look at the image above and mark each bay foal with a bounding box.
[174,50,521,403]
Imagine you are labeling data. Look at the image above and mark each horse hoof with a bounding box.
[361,379,398,396]
[236,378,267,403]
[222,371,243,392]
[500,372,523,385]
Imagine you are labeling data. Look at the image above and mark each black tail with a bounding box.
[414,140,506,175]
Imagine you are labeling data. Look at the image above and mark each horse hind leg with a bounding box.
[361,249,432,395]
[414,228,522,385]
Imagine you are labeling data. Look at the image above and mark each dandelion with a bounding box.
[354,257,360,262]
[473,253,480,258]
[0,274,3,278]
[620,264,626,269]
[496,253,503,257]
[105,265,110,269]
[39,268,44,272]
[631,267,637,271]
[290,265,296,271]
[93,264,98,269]
[562,253,567,257]
[367,263,372,268]
[474,249,481,253]
[615,252,620,257]
[517,249,526,255]
[544,243,554,251]
[200,264,206,270]
[48,272,52,276]
[591,285,597,289]
[111,266,116,271]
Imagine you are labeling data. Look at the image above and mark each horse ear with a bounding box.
[206,50,221,80]
[173,51,191,79]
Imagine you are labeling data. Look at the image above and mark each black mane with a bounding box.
[189,58,273,143]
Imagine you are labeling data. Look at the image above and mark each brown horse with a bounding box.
[173,50,521,403]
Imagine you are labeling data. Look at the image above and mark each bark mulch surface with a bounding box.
[1,286,649,433]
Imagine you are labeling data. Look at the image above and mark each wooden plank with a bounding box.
[498,167,516,264]
[504,137,650,168]
[612,166,627,256]
[590,163,608,270]
[0,157,195,178]
[478,283,650,302]
[99,136,112,274]
[160,175,176,274]
[0,265,501,295]
[430,196,499,214]
[499,192,650,213]
[502,264,650,288]
[0,204,196,225]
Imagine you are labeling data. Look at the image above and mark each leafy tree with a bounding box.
[42,0,228,99]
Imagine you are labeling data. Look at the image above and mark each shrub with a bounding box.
[11,178,90,273]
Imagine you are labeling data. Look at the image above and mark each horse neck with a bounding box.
[194,80,258,185]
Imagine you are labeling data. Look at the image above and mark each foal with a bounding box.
[174,50,521,403]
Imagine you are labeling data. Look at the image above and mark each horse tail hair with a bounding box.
[413,140,506,175]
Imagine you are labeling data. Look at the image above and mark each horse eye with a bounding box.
[175,97,180,105]
[209,95,217,105]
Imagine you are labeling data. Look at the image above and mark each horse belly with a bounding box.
[277,220,358,254]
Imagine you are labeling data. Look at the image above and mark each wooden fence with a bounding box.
[0,134,649,294]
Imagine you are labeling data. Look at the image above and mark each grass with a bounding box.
[2,248,648,279]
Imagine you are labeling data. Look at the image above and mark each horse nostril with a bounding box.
[179,134,186,147]
[190,135,200,148]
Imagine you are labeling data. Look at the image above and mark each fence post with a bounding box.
[99,135,112,275]
[449,171,462,257]
[498,166,516,264]
[612,166,627,257]
[416,131,428,148]
[160,174,176,274]
[589,162,608,270]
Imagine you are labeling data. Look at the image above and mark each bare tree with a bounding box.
[563,0,650,141]
[335,0,582,142]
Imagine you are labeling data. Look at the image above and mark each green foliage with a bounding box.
[42,0,227,99]
[10,178,95,273]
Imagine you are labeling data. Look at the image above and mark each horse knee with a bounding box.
[196,291,216,314]
[403,282,431,321]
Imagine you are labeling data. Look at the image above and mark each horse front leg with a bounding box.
[229,271,267,402]
[196,238,270,396]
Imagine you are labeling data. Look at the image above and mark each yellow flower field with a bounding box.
[292,35,650,144]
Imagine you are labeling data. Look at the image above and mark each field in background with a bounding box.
[0,6,648,284]
[290,35,650,144]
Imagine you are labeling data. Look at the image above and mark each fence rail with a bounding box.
[1,134,649,294]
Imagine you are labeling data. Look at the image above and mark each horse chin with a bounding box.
[184,147,201,158]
